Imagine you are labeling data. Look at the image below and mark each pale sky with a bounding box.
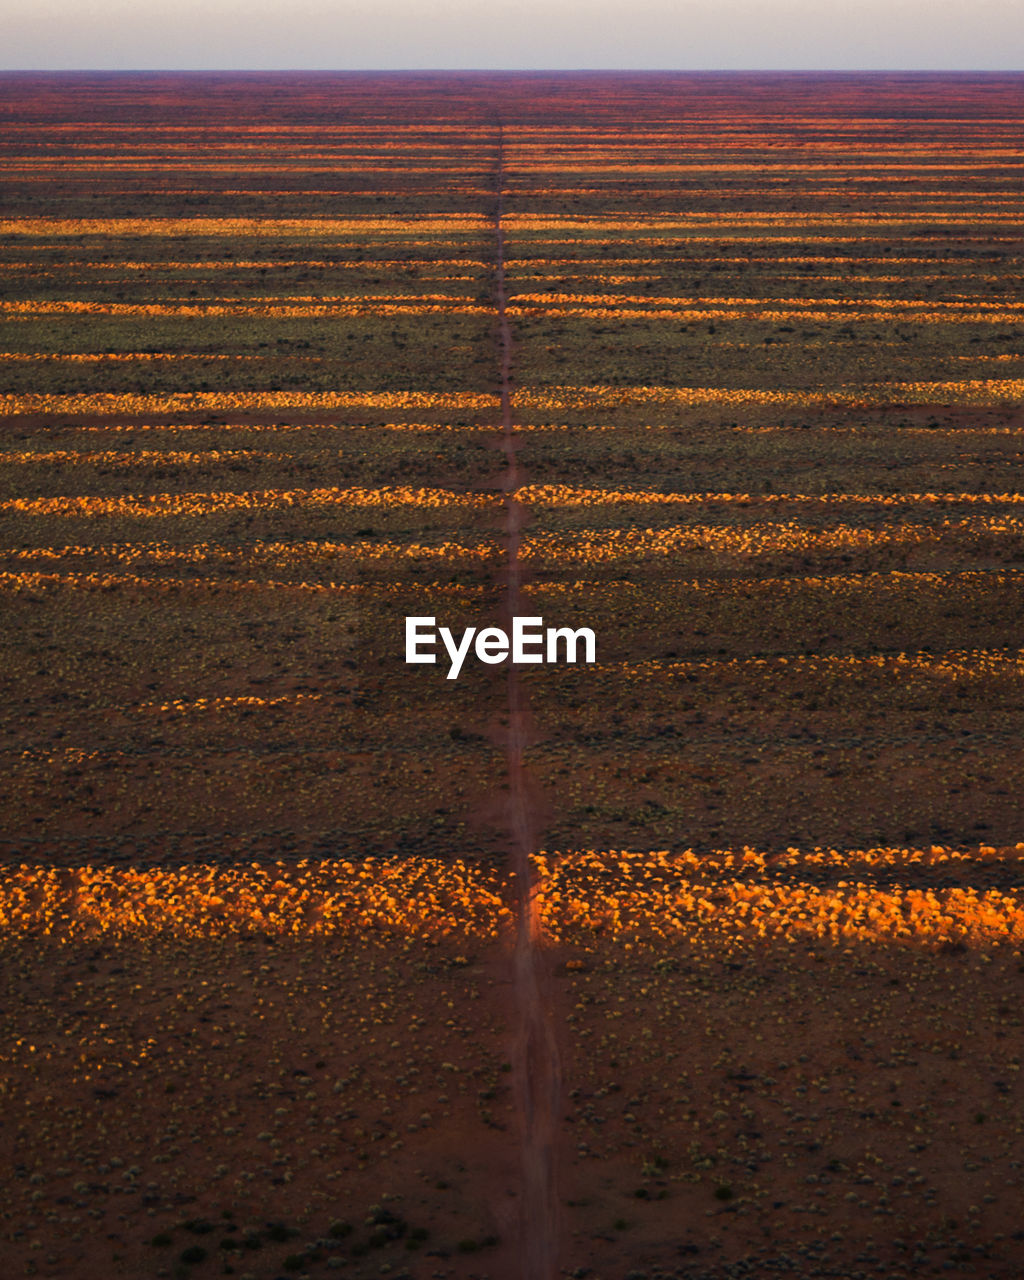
[4,0,1023,70]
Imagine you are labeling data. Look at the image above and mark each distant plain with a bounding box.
[2,71,1024,1280]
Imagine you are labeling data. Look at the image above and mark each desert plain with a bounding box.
[2,71,1024,1280]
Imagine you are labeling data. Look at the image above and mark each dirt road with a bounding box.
[493,124,563,1280]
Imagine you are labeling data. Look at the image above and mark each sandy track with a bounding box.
[493,124,564,1280]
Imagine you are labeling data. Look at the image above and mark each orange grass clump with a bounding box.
[2,848,1020,951]
[519,517,1024,564]
[0,390,500,416]
[0,215,489,237]
[6,537,499,569]
[2,299,490,319]
[1,486,499,519]
[531,848,1024,951]
[0,569,365,595]
[0,449,278,467]
[515,485,1024,508]
[0,859,510,941]
[511,381,1024,413]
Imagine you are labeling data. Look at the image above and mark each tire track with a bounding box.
[493,123,563,1280]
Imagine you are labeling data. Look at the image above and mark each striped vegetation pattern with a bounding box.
[2,72,1023,946]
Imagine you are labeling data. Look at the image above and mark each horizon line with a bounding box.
[3,66,1023,75]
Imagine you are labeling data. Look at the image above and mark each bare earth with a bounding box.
[3,71,1024,1280]
[3,925,1023,1279]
